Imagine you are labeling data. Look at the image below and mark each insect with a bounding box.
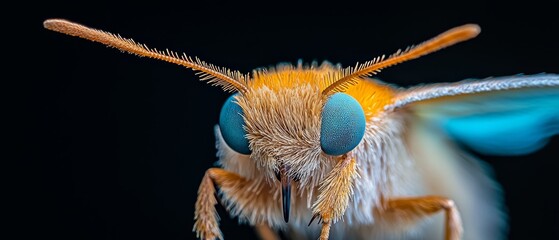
[44,19,558,240]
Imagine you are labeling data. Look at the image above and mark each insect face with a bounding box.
[218,67,368,223]
[219,67,367,185]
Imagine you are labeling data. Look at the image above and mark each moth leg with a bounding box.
[311,155,358,240]
[319,221,332,240]
[255,224,281,240]
[193,168,222,240]
[193,168,253,240]
[384,196,463,240]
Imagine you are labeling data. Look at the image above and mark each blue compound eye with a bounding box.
[219,94,251,154]
[320,93,366,156]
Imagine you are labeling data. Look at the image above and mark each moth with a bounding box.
[44,19,558,240]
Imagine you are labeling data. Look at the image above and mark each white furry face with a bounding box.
[235,84,335,185]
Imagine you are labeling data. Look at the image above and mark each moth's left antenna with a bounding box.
[44,19,248,93]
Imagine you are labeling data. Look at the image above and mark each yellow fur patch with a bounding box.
[247,63,396,118]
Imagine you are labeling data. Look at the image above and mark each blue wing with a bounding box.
[393,74,559,155]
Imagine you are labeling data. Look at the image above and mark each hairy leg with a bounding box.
[383,196,463,240]
[311,155,358,240]
[193,168,222,240]
[193,168,279,240]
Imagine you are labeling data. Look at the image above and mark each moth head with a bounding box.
[222,90,365,176]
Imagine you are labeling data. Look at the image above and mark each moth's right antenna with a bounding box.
[44,19,248,93]
[323,24,481,95]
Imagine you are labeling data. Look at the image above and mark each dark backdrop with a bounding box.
[19,1,558,240]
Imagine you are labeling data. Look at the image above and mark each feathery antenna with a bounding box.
[323,24,481,95]
[43,19,248,93]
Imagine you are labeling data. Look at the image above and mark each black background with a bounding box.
[18,1,558,239]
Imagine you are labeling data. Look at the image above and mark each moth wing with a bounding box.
[390,74,559,155]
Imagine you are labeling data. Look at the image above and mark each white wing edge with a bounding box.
[385,74,559,110]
